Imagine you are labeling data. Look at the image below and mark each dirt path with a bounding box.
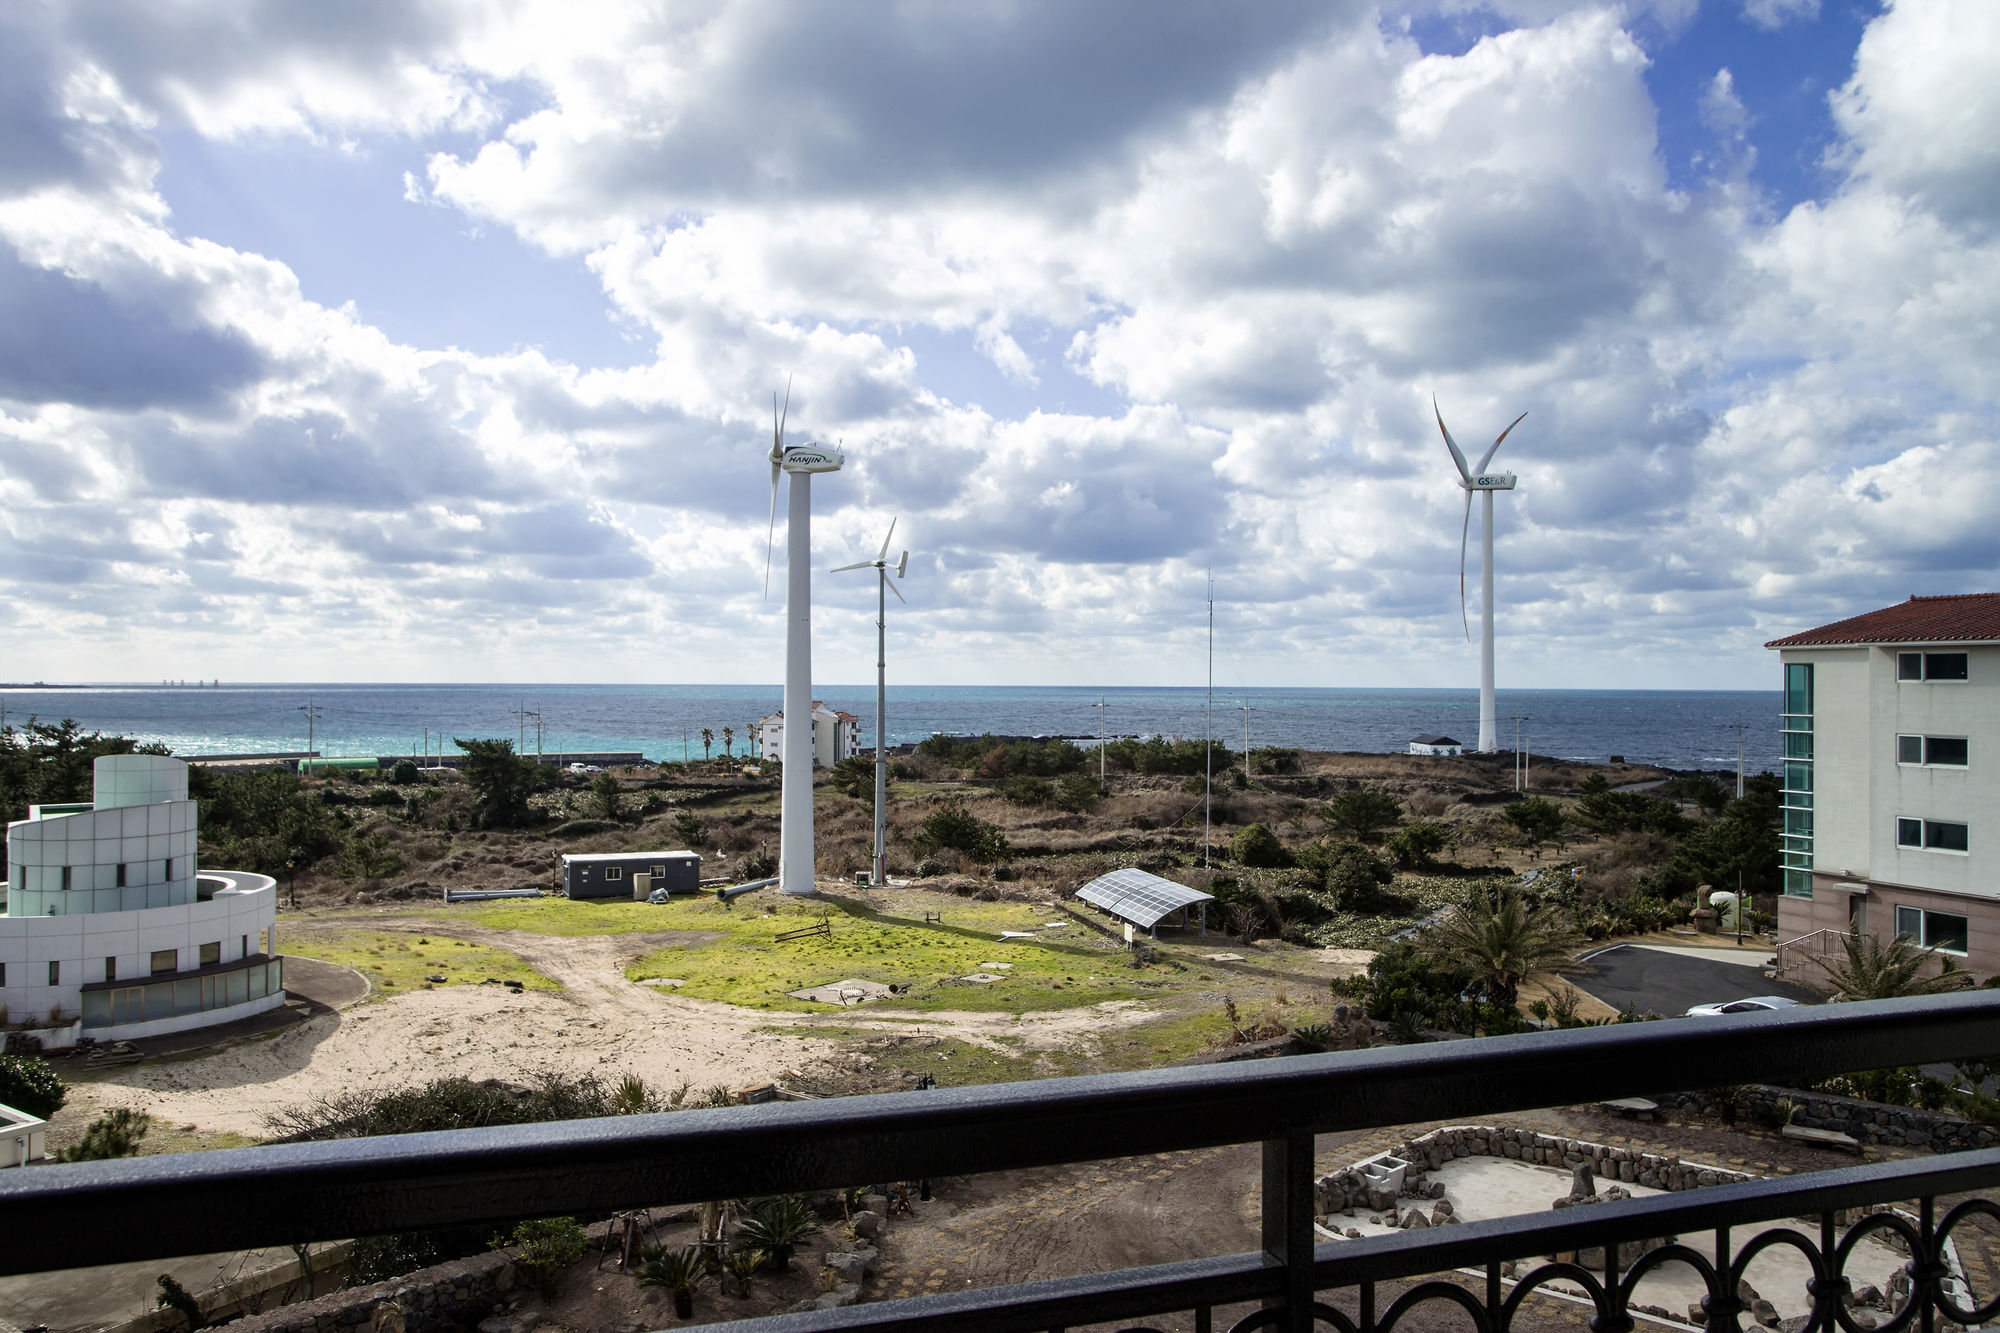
[81,925,1183,1138]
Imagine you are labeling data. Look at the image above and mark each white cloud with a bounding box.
[1739,0,1819,31]
[0,1,1996,691]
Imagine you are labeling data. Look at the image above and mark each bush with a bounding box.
[916,734,1086,777]
[739,846,777,880]
[1101,735,1235,776]
[1251,747,1301,775]
[1504,797,1567,850]
[55,1107,152,1161]
[733,1195,820,1270]
[1298,842,1401,914]
[909,799,1009,864]
[1385,822,1450,870]
[638,1245,708,1316]
[1053,773,1104,812]
[1323,788,1403,842]
[499,1216,589,1296]
[0,1054,66,1118]
[389,759,421,785]
[998,774,1054,805]
[1229,823,1291,868]
[672,810,708,849]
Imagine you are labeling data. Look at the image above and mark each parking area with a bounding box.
[1571,944,1822,1018]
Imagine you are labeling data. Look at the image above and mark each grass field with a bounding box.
[447,890,1230,1013]
[283,929,561,994]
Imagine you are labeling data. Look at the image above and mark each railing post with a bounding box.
[1262,1130,1315,1333]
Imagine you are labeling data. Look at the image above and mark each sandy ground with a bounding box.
[83,927,1180,1137]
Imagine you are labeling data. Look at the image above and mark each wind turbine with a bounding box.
[1434,397,1527,755]
[763,381,845,896]
[832,519,909,887]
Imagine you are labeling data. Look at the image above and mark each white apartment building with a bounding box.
[1767,593,2000,975]
[753,702,861,768]
[3,755,283,1039]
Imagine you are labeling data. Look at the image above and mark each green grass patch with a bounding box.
[461,892,1196,1013]
[283,930,560,995]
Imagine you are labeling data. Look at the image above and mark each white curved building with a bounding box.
[3,755,283,1040]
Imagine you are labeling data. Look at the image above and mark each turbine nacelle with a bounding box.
[1461,473,1517,491]
[779,445,845,475]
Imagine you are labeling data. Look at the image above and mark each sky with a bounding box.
[1,0,1996,692]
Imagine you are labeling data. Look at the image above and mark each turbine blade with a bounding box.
[896,550,909,579]
[762,465,780,598]
[779,375,791,447]
[877,516,896,564]
[830,560,874,573]
[1434,395,1472,481]
[1458,490,1473,642]
[1477,410,1528,474]
[885,570,906,604]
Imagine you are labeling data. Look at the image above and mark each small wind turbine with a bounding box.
[763,381,844,896]
[1434,397,1527,755]
[832,518,909,887]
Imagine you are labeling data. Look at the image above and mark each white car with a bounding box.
[1685,996,1804,1018]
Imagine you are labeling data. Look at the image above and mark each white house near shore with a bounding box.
[1767,593,2000,978]
[3,755,283,1041]
[1408,735,1464,757]
[754,702,861,768]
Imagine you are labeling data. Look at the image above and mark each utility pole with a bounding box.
[1097,697,1107,784]
[1735,722,1745,799]
[533,710,544,767]
[297,698,323,760]
[1241,699,1253,783]
[1513,715,1522,791]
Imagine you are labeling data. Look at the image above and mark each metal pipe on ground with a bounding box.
[717,877,779,902]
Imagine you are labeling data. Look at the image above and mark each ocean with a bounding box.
[0,684,1783,774]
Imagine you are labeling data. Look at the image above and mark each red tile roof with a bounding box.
[1765,593,2000,648]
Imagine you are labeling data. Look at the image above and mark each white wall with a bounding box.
[0,876,277,1024]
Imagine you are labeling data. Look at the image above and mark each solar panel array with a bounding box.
[1075,867,1214,929]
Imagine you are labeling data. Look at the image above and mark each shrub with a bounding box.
[1323,788,1403,842]
[156,1274,203,1331]
[1504,797,1567,851]
[1053,773,1104,812]
[638,1245,708,1317]
[1385,822,1450,870]
[672,810,708,849]
[998,774,1054,806]
[733,1195,820,1270]
[739,846,777,880]
[499,1216,588,1297]
[916,734,1086,777]
[0,1054,66,1118]
[1229,823,1291,868]
[909,799,1009,864]
[1298,842,1400,914]
[55,1108,151,1161]
[389,759,421,785]
[590,773,622,820]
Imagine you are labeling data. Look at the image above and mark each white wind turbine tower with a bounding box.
[832,519,909,887]
[1434,398,1527,754]
[763,382,845,896]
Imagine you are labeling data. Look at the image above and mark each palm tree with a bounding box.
[722,726,734,758]
[701,727,714,761]
[1422,884,1580,1009]
[1822,931,1974,1001]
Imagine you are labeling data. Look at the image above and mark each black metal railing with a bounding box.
[8,992,2000,1332]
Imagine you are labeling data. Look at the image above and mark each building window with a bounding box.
[0,962,6,986]
[651,865,667,878]
[1781,662,1814,898]
[1900,651,1969,682]
[60,866,71,892]
[150,949,177,976]
[105,957,116,981]
[1898,735,1970,766]
[164,857,174,880]
[115,862,127,887]
[241,934,249,958]
[199,942,221,967]
[1900,818,1970,852]
[48,961,59,986]
[1896,906,1970,954]
[605,867,624,881]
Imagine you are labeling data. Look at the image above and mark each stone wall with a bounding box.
[228,1250,518,1333]
[1315,1124,1758,1216]
[1656,1086,2000,1152]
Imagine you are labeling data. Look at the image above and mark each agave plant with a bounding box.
[721,1248,762,1297]
[732,1195,821,1270]
[612,1073,651,1116]
[637,1245,707,1318]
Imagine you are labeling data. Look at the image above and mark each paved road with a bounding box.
[1571,944,1822,1017]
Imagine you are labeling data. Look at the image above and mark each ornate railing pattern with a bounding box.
[6,992,2000,1333]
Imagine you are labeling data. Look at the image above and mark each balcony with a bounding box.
[4,993,2000,1331]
